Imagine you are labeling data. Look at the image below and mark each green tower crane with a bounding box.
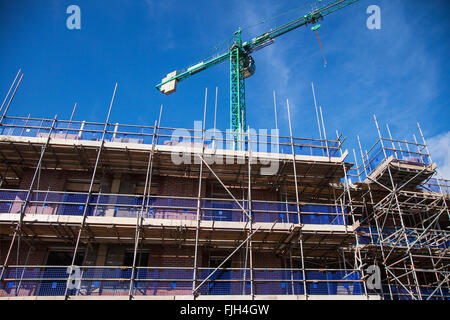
[156,0,359,142]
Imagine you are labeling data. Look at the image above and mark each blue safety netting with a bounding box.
[301,204,348,225]
[0,190,27,214]
[0,190,350,226]
[306,271,363,295]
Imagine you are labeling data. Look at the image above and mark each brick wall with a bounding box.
[206,182,279,201]
[18,169,68,191]
[16,169,277,201]
[147,244,197,267]
[158,176,204,197]
[252,188,279,201]
[253,252,283,268]
[0,240,47,265]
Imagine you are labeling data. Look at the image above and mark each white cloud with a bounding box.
[427,131,450,179]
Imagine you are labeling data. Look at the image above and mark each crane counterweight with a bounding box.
[160,71,178,95]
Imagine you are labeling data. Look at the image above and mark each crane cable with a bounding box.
[241,1,315,32]
[314,30,327,68]
[207,0,322,54]
[207,0,329,65]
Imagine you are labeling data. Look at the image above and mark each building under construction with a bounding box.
[0,79,449,300]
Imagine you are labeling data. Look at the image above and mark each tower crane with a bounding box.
[156,0,359,143]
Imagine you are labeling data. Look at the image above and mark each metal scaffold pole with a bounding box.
[298,234,307,297]
[1,115,57,284]
[357,132,395,299]
[286,99,301,226]
[0,68,448,300]
[192,88,208,297]
[286,98,308,298]
[129,119,159,299]
[311,82,323,143]
[0,71,23,125]
[0,69,21,115]
[338,135,368,298]
[64,102,77,139]
[247,127,254,298]
[65,83,117,299]
[373,115,422,299]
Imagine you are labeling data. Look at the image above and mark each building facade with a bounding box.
[0,112,448,300]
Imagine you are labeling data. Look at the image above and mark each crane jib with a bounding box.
[156,51,230,91]
[157,0,358,89]
[156,0,359,135]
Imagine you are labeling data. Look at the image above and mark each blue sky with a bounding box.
[1,0,449,178]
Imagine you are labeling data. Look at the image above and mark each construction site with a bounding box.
[0,0,449,301]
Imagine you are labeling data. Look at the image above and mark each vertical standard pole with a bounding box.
[18,116,58,227]
[311,82,323,142]
[273,90,278,132]
[319,106,329,158]
[14,245,32,296]
[132,104,163,282]
[0,69,21,115]
[336,130,343,157]
[1,115,57,282]
[284,182,290,224]
[129,120,158,299]
[113,123,118,140]
[0,73,24,125]
[376,115,422,299]
[20,114,31,137]
[416,123,448,298]
[213,87,218,150]
[192,88,207,297]
[417,122,444,193]
[352,149,361,183]
[243,233,249,294]
[66,83,117,299]
[413,135,426,165]
[339,139,368,297]
[247,127,254,298]
[286,99,301,225]
[286,98,307,297]
[403,138,411,155]
[385,124,398,159]
[374,115,388,159]
[417,123,432,158]
[289,248,294,294]
[357,135,369,180]
[64,103,77,139]
[299,234,307,298]
[69,102,77,122]
[157,104,164,137]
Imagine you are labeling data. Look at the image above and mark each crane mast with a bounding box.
[156,0,359,147]
[229,29,247,137]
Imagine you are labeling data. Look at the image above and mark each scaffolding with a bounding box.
[0,78,447,300]
[352,116,449,300]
